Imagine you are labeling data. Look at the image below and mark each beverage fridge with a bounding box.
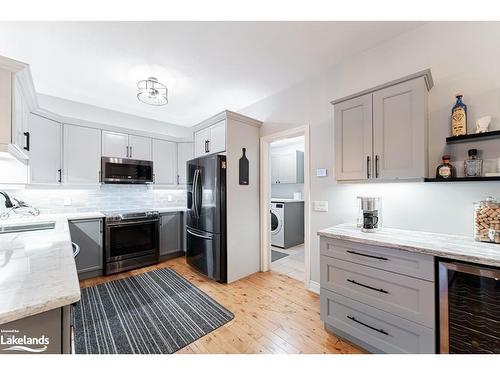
[439,260,500,353]
[186,154,227,282]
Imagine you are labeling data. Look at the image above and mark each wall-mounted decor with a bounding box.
[239,148,249,185]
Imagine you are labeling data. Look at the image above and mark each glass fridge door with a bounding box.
[439,261,500,354]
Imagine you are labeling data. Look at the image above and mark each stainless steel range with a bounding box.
[103,209,159,275]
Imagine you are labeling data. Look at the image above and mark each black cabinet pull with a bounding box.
[375,155,380,178]
[347,315,388,335]
[204,140,208,153]
[58,169,62,183]
[23,132,30,151]
[347,279,389,294]
[366,156,371,179]
[346,250,388,261]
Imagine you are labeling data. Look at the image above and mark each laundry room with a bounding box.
[269,136,305,282]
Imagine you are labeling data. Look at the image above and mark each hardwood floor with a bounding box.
[79,257,364,354]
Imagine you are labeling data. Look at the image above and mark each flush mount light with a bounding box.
[137,77,168,106]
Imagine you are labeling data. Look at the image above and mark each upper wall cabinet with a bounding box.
[333,70,433,181]
[177,142,193,185]
[64,124,101,185]
[0,57,37,163]
[29,114,62,185]
[152,139,177,185]
[193,119,226,158]
[102,131,152,160]
[272,150,304,184]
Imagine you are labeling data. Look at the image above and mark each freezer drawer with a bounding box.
[186,226,226,282]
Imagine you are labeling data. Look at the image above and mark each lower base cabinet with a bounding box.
[319,236,436,354]
[69,218,103,280]
[0,306,72,354]
[159,212,184,259]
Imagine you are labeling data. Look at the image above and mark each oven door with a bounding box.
[101,157,153,184]
[105,219,159,262]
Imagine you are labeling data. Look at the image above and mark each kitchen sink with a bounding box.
[0,221,56,234]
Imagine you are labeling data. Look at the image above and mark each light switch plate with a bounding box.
[167,195,173,202]
[313,201,328,212]
[316,168,328,177]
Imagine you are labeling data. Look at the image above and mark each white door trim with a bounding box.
[259,125,311,288]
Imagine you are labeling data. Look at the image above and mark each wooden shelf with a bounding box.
[424,176,500,182]
[446,130,500,144]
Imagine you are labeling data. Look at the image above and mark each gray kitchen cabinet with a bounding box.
[0,305,72,354]
[69,218,103,280]
[159,212,183,259]
[333,70,432,181]
[319,236,435,353]
[334,93,373,181]
[271,150,304,184]
[373,78,427,179]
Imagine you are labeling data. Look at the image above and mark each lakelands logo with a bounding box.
[0,329,49,353]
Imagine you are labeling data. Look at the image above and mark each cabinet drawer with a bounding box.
[321,238,434,281]
[321,255,434,327]
[320,288,435,354]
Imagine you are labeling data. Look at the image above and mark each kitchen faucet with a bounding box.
[0,191,14,208]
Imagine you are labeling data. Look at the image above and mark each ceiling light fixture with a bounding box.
[137,77,168,106]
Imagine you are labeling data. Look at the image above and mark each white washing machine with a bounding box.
[271,202,284,247]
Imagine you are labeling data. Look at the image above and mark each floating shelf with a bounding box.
[446,130,500,144]
[424,176,500,182]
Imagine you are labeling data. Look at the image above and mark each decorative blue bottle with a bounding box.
[451,94,467,136]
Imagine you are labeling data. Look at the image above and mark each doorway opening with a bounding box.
[260,126,311,288]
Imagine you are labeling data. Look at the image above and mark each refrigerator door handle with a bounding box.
[187,228,213,240]
[193,169,200,219]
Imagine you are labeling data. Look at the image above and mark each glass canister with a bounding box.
[474,196,500,243]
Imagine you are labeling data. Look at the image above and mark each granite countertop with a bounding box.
[318,224,500,267]
[0,213,101,325]
[0,207,186,325]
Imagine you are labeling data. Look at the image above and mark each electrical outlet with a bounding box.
[167,195,173,202]
[63,197,72,206]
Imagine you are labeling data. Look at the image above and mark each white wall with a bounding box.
[239,22,500,284]
[38,94,192,139]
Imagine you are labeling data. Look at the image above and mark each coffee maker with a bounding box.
[357,197,381,233]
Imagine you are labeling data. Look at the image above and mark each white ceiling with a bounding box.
[0,22,424,127]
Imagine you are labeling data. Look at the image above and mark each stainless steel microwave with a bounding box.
[101,157,153,184]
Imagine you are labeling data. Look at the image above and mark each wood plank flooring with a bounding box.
[79,257,364,354]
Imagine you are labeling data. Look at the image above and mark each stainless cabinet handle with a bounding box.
[375,155,380,178]
[366,156,371,179]
[153,173,156,184]
[177,175,180,185]
[126,146,129,158]
[347,279,389,294]
[347,315,388,335]
[58,169,62,183]
[130,146,132,158]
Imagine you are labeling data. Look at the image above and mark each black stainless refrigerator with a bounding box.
[186,154,227,282]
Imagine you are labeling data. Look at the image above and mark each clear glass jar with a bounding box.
[474,196,500,243]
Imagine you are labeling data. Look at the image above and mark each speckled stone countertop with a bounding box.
[318,224,500,267]
[0,212,103,325]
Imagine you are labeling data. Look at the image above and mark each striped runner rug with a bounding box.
[73,268,234,354]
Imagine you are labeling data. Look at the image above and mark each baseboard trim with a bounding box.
[308,280,320,294]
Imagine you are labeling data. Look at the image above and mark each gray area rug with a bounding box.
[272,249,289,262]
[73,268,234,354]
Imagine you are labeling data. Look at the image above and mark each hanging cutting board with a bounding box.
[239,148,249,185]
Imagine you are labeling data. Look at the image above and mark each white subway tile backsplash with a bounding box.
[0,186,186,214]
